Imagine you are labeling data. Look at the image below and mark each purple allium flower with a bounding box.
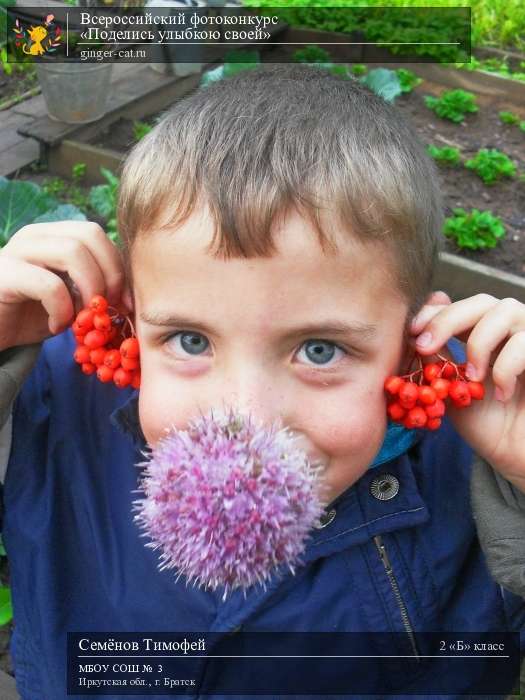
[131,406,329,601]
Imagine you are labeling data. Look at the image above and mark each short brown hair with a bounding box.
[117,62,444,325]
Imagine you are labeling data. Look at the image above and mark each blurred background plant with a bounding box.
[241,0,525,53]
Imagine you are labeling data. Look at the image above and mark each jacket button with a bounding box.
[315,508,337,528]
[370,474,400,501]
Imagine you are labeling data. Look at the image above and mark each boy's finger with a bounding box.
[15,221,125,306]
[463,299,525,382]
[491,332,525,401]
[4,234,106,310]
[410,303,449,335]
[427,290,452,306]
[410,291,452,333]
[412,294,500,354]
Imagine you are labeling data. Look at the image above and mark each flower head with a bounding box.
[132,406,328,601]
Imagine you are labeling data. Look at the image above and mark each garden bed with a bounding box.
[394,77,525,279]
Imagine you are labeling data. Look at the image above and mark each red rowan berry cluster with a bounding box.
[70,294,140,389]
[384,353,485,431]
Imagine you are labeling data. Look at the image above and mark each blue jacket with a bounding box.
[1,329,524,699]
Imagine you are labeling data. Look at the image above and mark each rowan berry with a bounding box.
[404,406,427,429]
[72,320,85,336]
[97,365,114,383]
[89,295,108,313]
[449,380,470,403]
[452,393,472,408]
[467,381,485,400]
[93,313,112,332]
[384,375,403,396]
[440,363,456,379]
[84,329,108,350]
[90,347,107,366]
[75,309,94,331]
[74,346,91,365]
[104,349,121,370]
[120,337,140,359]
[418,385,437,405]
[81,362,97,375]
[425,398,445,418]
[398,382,419,408]
[121,356,139,371]
[387,402,406,421]
[423,363,441,383]
[113,367,132,388]
[430,377,450,399]
[426,417,442,431]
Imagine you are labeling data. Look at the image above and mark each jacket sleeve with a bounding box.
[0,344,43,483]
[470,454,525,598]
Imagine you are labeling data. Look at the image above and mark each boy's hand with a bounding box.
[0,221,130,352]
[408,292,525,492]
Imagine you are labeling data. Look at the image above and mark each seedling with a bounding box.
[424,89,478,123]
[427,145,461,167]
[499,111,520,125]
[465,148,516,185]
[72,163,87,181]
[133,121,153,142]
[292,45,331,64]
[349,64,367,76]
[443,208,506,250]
[395,68,422,93]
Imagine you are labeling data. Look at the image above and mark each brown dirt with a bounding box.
[0,64,39,110]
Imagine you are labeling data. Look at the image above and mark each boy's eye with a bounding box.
[296,339,347,367]
[166,331,210,356]
[164,332,348,367]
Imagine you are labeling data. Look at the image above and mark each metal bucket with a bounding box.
[35,62,114,124]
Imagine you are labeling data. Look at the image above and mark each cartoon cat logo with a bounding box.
[12,15,62,57]
[23,25,48,56]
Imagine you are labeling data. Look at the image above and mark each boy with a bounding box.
[0,62,524,699]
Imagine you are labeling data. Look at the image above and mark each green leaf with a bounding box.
[0,586,12,626]
[200,65,226,87]
[0,177,85,246]
[360,68,402,103]
[34,204,87,224]
[100,167,120,189]
[464,148,516,185]
[424,89,478,123]
[427,144,461,167]
[443,208,506,250]
[395,68,422,93]
[88,185,114,219]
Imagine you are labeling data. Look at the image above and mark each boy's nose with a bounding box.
[219,368,286,432]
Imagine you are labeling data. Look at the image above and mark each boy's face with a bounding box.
[131,205,410,505]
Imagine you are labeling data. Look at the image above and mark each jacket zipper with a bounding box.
[373,534,421,662]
